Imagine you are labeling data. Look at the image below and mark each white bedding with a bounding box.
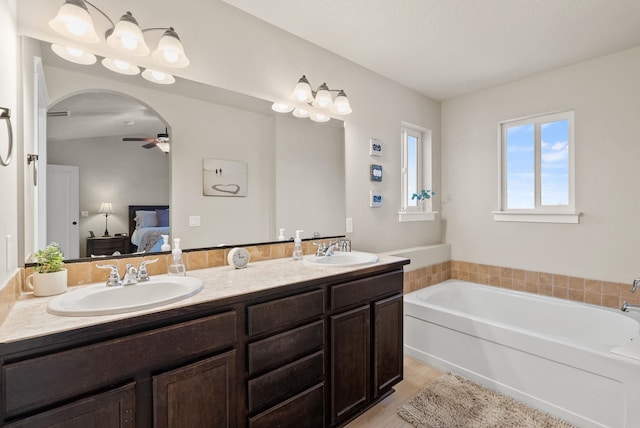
[131,226,169,247]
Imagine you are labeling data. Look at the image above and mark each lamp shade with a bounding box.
[271,102,294,113]
[330,90,352,115]
[293,75,313,102]
[99,202,113,214]
[49,0,99,43]
[51,44,97,65]
[142,68,176,85]
[107,12,150,56]
[310,111,331,123]
[152,28,190,68]
[102,57,140,75]
[312,83,333,109]
[292,107,310,118]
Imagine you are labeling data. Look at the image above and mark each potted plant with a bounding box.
[26,242,67,296]
[411,189,435,211]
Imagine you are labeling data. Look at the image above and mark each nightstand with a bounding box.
[86,235,130,256]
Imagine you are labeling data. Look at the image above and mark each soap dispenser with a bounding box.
[292,230,304,260]
[160,234,170,251]
[168,238,186,276]
[278,228,286,241]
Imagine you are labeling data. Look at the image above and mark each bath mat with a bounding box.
[397,373,576,428]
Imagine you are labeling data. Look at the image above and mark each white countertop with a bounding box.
[0,255,406,345]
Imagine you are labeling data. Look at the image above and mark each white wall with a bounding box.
[0,0,18,287]
[47,136,170,257]
[17,0,442,254]
[442,46,640,283]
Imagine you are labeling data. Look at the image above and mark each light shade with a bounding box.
[292,107,310,118]
[152,28,190,68]
[49,0,99,43]
[51,44,97,65]
[293,75,313,102]
[312,83,333,109]
[142,68,176,85]
[271,102,294,113]
[99,202,113,214]
[330,90,352,115]
[106,12,150,56]
[102,57,140,75]
[310,111,331,123]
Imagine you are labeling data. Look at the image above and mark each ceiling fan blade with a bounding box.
[123,137,157,142]
[142,142,157,149]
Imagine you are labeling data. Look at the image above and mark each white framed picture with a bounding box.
[369,138,383,156]
[370,164,383,182]
[203,158,248,196]
[370,191,383,208]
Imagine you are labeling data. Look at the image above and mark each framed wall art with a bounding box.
[203,158,248,196]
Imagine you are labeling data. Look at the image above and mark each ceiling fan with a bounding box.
[123,128,170,153]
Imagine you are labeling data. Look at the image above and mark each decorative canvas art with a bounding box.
[369,191,383,208]
[370,164,383,182]
[369,138,383,156]
[203,158,248,197]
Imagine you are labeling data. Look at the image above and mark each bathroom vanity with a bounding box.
[0,256,408,427]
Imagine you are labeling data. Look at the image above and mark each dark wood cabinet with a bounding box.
[5,383,135,428]
[330,305,371,425]
[0,260,408,428]
[153,351,236,428]
[86,235,129,256]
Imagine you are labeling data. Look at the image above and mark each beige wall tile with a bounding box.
[500,267,513,279]
[207,250,225,267]
[553,287,568,299]
[185,251,208,270]
[524,271,539,284]
[602,281,621,296]
[568,288,584,302]
[66,262,91,286]
[513,269,525,280]
[568,277,584,290]
[584,292,602,306]
[539,272,552,286]
[584,279,602,294]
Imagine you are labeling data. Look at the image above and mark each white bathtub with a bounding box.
[404,280,640,428]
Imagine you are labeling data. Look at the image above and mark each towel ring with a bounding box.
[0,107,13,167]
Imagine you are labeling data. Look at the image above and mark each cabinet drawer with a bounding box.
[4,311,236,416]
[248,351,324,414]
[330,271,403,311]
[248,383,324,428]
[248,320,323,376]
[247,289,324,337]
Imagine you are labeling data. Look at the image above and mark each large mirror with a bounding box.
[26,37,346,262]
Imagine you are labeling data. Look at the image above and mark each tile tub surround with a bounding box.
[403,260,637,311]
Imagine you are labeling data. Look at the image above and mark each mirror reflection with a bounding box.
[31,37,346,262]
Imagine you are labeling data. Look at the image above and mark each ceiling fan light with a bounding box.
[107,12,150,56]
[51,43,97,65]
[330,90,352,115]
[142,68,176,85]
[271,102,294,113]
[293,75,313,102]
[102,57,140,75]
[49,0,99,43]
[152,28,190,68]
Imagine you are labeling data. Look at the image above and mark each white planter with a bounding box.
[26,269,68,297]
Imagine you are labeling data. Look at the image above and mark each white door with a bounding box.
[47,165,80,259]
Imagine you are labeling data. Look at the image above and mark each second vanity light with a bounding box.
[272,75,353,123]
[48,0,190,85]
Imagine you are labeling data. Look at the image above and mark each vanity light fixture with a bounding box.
[51,44,97,65]
[271,75,352,122]
[99,202,113,237]
[141,68,176,85]
[101,57,140,75]
[49,0,190,84]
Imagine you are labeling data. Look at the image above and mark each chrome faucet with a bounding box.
[96,264,122,287]
[621,302,640,312]
[632,278,640,293]
[313,240,338,256]
[97,259,158,287]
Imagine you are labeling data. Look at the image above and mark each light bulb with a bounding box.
[64,16,90,36]
[114,59,130,70]
[119,33,139,50]
[163,50,179,63]
[66,46,84,57]
[152,70,166,80]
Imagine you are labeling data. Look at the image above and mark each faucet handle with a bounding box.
[96,264,121,287]
[632,278,640,293]
[137,258,158,281]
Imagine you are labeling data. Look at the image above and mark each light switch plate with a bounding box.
[189,216,201,227]
[345,218,353,233]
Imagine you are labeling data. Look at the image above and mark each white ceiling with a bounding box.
[221,0,640,100]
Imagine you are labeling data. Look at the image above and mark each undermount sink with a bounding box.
[303,251,379,268]
[47,276,204,317]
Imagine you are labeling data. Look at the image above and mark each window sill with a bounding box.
[492,211,582,224]
[398,211,438,223]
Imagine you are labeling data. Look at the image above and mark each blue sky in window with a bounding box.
[407,135,418,206]
[506,120,569,209]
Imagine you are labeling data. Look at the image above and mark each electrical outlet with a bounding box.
[189,216,201,227]
[81,210,89,218]
[345,218,353,233]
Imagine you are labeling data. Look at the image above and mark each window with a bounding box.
[399,123,435,222]
[494,110,579,223]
